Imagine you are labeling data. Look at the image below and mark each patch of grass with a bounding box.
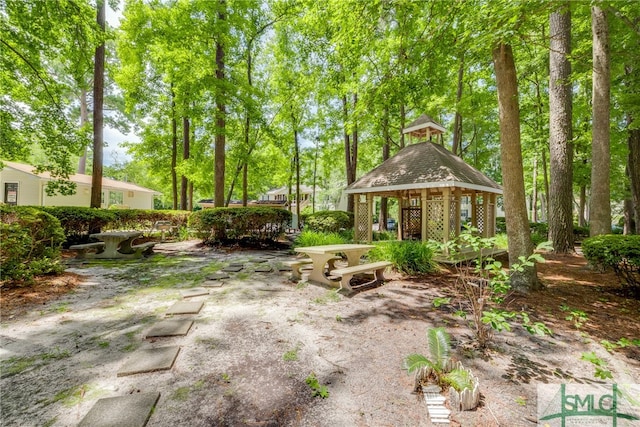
[295,281,308,290]
[1,355,37,376]
[305,373,329,398]
[335,315,343,322]
[50,383,103,407]
[52,302,70,313]
[312,290,341,305]
[172,386,190,401]
[283,346,300,361]
[97,341,110,348]
[41,347,71,361]
[221,373,231,383]
[42,417,58,427]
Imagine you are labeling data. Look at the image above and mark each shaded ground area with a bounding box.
[1,243,639,426]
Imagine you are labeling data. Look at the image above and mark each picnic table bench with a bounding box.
[331,261,393,293]
[283,256,340,281]
[69,242,105,258]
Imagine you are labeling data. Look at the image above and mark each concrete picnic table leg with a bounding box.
[118,237,138,254]
[344,249,369,267]
[306,253,339,286]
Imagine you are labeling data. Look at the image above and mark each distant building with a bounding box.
[0,161,160,209]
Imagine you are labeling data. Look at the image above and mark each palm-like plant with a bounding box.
[404,327,472,392]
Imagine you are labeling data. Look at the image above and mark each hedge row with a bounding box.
[301,210,353,233]
[0,205,65,282]
[189,207,291,245]
[40,206,190,245]
[582,234,640,297]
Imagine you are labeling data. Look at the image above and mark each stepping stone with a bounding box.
[221,265,243,272]
[78,392,160,427]
[180,288,208,298]
[117,346,181,377]
[202,281,224,288]
[166,301,203,315]
[206,272,230,280]
[254,265,273,273]
[145,320,193,338]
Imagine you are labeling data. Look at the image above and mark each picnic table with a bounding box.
[84,231,154,259]
[293,244,375,286]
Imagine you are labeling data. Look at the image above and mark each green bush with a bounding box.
[573,225,590,240]
[40,207,191,245]
[293,230,351,248]
[496,217,506,233]
[582,235,640,297]
[367,240,437,275]
[189,207,291,245]
[302,210,353,233]
[0,205,65,283]
[373,230,397,241]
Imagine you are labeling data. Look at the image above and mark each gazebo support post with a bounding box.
[421,188,428,242]
[367,193,373,242]
[443,187,451,245]
[471,192,478,233]
[454,188,462,239]
[482,192,490,237]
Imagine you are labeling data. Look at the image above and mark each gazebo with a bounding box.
[343,115,502,244]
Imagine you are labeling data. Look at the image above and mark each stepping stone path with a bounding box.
[117,346,181,377]
[79,252,290,426]
[180,287,209,298]
[165,301,204,315]
[423,386,451,424]
[145,319,194,338]
[78,392,161,427]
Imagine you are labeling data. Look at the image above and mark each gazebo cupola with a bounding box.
[344,114,502,244]
[402,114,446,144]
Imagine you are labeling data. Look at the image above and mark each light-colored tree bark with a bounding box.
[492,43,539,293]
[214,0,227,208]
[589,5,611,236]
[549,4,574,252]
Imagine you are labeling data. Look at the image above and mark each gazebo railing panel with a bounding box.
[426,199,444,242]
[476,204,485,235]
[355,198,369,242]
[450,197,458,239]
[488,203,495,236]
[402,207,422,240]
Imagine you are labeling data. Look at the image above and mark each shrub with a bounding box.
[495,217,506,233]
[189,207,291,245]
[293,230,350,248]
[367,240,437,275]
[303,210,353,233]
[573,225,590,241]
[582,235,640,297]
[0,205,65,283]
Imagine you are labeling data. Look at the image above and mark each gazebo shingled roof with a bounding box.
[344,142,502,195]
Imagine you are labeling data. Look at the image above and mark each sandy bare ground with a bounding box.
[1,241,639,426]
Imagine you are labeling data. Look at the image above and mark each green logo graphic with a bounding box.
[538,384,640,426]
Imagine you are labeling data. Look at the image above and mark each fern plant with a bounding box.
[404,327,472,392]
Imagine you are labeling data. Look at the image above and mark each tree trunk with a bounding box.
[452,56,464,156]
[294,125,300,228]
[380,106,391,231]
[180,116,190,211]
[214,0,227,208]
[628,124,640,234]
[532,157,538,222]
[400,104,406,148]
[170,87,178,210]
[343,94,354,213]
[90,0,105,209]
[492,43,539,293]
[589,6,611,236]
[541,147,549,222]
[549,5,574,253]
[78,88,88,174]
[579,184,587,227]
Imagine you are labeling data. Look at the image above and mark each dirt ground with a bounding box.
[1,241,639,427]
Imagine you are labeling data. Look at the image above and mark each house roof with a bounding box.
[266,185,314,195]
[1,161,161,194]
[344,142,502,195]
[402,114,446,135]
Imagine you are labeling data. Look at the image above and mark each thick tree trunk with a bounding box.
[549,5,574,253]
[492,43,539,293]
[78,88,88,174]
[90,0,105,209]
[214,0,227,208]
[579,184,587,227]
[589,6,611,236]
[379,107,391,231]
[170,87,178,210]
[294,125,300,227]
[532,157,538,222]
[541,147,549,221]
[343,95,354,213]
[180,117,190,211]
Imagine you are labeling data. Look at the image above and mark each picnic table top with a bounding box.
[294,244,375,254]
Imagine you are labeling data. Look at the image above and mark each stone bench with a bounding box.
[283,256,340,280]
[330,261,393,293]
[131,242,156,256]
[69,242,105,259]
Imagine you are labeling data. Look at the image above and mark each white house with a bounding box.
[0,161,160,209]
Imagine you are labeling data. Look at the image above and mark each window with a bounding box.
[109,191,123,206]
